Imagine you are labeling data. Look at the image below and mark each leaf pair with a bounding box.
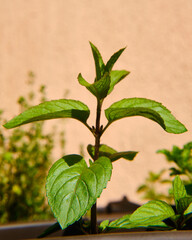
[78,42,129,100]
[4,97,187,135]
[89,42,126,81]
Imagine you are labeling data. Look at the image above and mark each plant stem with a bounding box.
[94,99,102,160]
[90,99,103,234]
[91,203,97,234]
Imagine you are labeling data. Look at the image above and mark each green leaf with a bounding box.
[173,175,187,213]
[108,70,130,95]
[184,201,192,215]
[129,200,175,225]
[105,47,126,73]
[87,144,138,162]
[109,214,131,228]
[109,200,175,229]
[4,99,90,129]
[89,42,105,81]
[157,149,173,161]
[110,151,138,162]
[99,220,110,232]
[105,98,187,134]
[78,73,110,99]
[78,70,130,99]
[46,154,112,229]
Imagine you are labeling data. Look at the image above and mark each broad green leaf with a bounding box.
[173,176,187,213]
[78,73,110,99]
[105,98,187,134]
[109,200,174,229]
[108,70,130,95]
[105,47,126,73]
[4,99,90,129]
[87,144,138,162]
[89,42,105,81]
[129,200,175,225]
[46,154,112,229]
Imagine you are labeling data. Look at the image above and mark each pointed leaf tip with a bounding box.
[89,42,105,81]
[105,47,126,73]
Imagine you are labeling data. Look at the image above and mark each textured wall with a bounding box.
[0,0,192,206]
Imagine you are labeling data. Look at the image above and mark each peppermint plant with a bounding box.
[104,176,192,231]
[3,42,187,235]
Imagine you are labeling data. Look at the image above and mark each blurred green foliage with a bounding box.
[137,142,192,204]
[0,73,64,223]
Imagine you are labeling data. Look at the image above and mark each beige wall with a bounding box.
[1,0,192,207]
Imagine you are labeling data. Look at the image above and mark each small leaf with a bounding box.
[109,200,174,229]
[105,47,126,73]
[108,70,130,95]
[177,197,192,214]
[87,144,138,162]
[46,155,112,229]
[110,151,138,162]
[87,144,116,158]
[184,201,192,215]
[78,73,110,100]
[99,220,110,232]
[89,42,105,81]
[157,149,173,161]
[4,99,90,129]
[173,175,187,212]
[105,98,187,134]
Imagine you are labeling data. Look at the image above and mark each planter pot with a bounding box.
[0,221,62,240]
[1,222,192,240]
[30,231,192,240]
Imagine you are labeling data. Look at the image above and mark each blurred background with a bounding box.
[0,0,192,223]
